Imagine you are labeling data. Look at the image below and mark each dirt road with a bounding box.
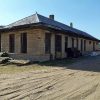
[0,56,100,100]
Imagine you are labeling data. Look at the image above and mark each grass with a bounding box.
[38,56,90,67]
[38,58,77,67]
[0,64,48,74]
[0,56,86,74]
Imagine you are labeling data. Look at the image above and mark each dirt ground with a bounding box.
[0,56,100,100]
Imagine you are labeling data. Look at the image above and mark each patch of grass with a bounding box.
[0,56,87,74]
[38,58,76,67]
[38,55,89,67]
[0,64,48,74]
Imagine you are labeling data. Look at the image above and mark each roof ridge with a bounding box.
[35,12,41,22]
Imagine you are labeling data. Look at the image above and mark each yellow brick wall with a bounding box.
[1,29,45,55]
[15,33,20,53]
[74,38,77,48]
[68,36,72,48]
[1,28,99,61]
[78,38,81,51]
[86,40,93,51]
[95,41,99,50]
[1,33,9,52]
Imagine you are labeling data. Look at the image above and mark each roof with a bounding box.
[1,13,99,41]
[0,26,5,29]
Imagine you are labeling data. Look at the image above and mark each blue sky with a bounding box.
[0,0,100,39]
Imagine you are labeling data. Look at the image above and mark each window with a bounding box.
[96,42,98,45]
[72,38,74,48]
[84,40,86,51]
[89,41,91,44]
[21,33,27,53]
[9,34,15,53]
[76,38,79,50]
[81,39,83,51]
[65,37,68,52]
[55,35,62,52]
[45,33,51,54]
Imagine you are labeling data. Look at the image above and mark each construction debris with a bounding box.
[9,60,30,65]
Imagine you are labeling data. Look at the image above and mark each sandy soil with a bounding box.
[0,56,100,100]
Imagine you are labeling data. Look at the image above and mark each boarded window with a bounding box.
[81,39,83,51]
[21,33,27,53]
[84,40,86,51]
[55,35,62,52]
[9,34,15,53]
[65,37,68,52]
[72,38,74,48]
[45,33,51,54]
[76,38,79,50]
[89,41,91,44]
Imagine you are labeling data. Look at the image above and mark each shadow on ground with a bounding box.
[37,56,100,72]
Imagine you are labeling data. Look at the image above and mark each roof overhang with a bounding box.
[0,22,99,42]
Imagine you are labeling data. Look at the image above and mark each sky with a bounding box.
[0,0,100,39]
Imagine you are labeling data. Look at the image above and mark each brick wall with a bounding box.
[1,28,99,61]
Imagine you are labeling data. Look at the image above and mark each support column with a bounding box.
[51,33,55,60]
[62,34,66,58]
[68,36,72,48]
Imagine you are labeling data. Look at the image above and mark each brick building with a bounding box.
[0,13,99,61]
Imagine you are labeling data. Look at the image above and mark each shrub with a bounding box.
[1,58,9,64]
[1,52,9,57]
